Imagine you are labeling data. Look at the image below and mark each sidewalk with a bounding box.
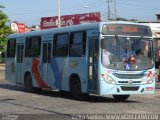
[0,64,5,80]
[0,63,5,70]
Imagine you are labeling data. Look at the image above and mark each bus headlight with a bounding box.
[101,74,116,84]
[143,78,154,84]
[142,76,154,84]
[142,71,154,84]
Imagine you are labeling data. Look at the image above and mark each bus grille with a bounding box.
[113,73,145,79]
[121,86,139,91]
[118,81,141,84]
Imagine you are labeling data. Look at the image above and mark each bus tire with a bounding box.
[24,74,33,92]
[70,77,85,100]
[113,95,130,101]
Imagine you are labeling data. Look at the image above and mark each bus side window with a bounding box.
[7,39,16,58]
[25,36,41,58]
[69,31,86,57]
[53,33,69,57]
[32,36,41,57]
[25,37,30,57]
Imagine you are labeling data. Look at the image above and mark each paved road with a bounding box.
[0,77,160,120]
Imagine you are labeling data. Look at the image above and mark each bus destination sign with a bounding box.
[102,24,152,36]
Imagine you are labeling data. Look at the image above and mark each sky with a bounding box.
[0,0,160,26]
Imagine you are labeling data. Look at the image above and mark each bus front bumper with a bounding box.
[99,80,155,95]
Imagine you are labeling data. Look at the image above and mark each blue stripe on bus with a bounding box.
[50,58,62,89]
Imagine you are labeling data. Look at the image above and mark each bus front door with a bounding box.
[41,42,52,87]
[16,44,24,84]
[88,38,99,93]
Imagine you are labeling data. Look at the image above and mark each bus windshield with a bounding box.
[101,36,154,70]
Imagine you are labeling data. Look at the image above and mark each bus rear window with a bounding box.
[7,39,16,58]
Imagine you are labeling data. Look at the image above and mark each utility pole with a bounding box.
[114,0,117,20]
[107,0,110,21]
[58,0,61,28]
[106,0,117,21]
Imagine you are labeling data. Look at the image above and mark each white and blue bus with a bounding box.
[5,22,155,100]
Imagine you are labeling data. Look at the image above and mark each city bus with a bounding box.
[5,22,155,100]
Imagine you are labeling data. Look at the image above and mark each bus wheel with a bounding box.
[113,95,130,101]
[24,74,33,92]
[70,77,85,100]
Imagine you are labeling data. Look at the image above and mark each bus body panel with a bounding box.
[24,58,41,88]
[67,58,88,93]
[50,58,68,89]
[99,65,155,95]
[5,58,16,83]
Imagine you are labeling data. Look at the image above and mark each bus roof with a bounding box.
[8,22,99,39]
[8,21,151,39]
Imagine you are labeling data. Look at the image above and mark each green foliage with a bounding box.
[0,5,13,54]
[116,17,129,21]
[116,17,138,22]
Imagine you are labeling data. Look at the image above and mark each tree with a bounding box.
[0,5,13,56]
[116,17,129,21]
[116,17,138,22]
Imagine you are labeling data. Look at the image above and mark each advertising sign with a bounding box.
[11,22,26,33]
[41,12,101,29]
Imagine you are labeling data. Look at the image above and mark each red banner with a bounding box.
[10,22,26,33]
[40,12,101,29]
[17,23,25,33]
